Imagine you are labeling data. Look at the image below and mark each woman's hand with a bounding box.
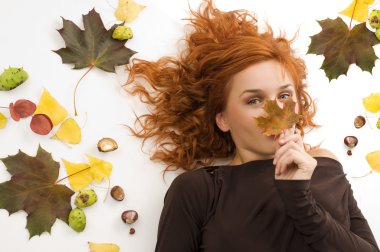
[273,126,317,180]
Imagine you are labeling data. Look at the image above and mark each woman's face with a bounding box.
[215,59,299,163]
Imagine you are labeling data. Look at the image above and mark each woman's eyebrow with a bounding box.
[239,84,293,97]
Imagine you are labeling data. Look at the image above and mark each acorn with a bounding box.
[110,186,125,201]
[121,210,138,224]
[97,137,118,152]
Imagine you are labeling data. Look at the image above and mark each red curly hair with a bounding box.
[123,0,320,178]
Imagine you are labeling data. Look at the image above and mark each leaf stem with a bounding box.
[74,65,95,116]
[0,106,9,109]
[365,110,374,129]
[56,166,90,184]
[349,0,358,30]
[351,170,373,178]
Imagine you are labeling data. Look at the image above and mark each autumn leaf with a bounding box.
[51,118,81,144]
[339,0,374,23]
[9,99,36,121]
[115,0,145,23]
[0,112,7,128]
[62,155,112,191]
[307,17,379,81]
[362,92,380,113]
[254,99,302,136]
[30,114,54,135]
[53,8,137,115]
[88,242,120,252]
[366,150,380,172]
[0,145,74,238]
[34,88,68,126]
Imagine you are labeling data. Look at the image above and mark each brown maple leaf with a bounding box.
[307,17,379,81]
[0,145,74,238]
[254,99,302,136]
[53,8,137,115]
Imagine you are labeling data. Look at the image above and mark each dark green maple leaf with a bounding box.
[0,145,74,238]
[53,8,137,72]
[307,17,380,81]
[255,99,302,136]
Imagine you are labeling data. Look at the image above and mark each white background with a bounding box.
[0,0,380,251]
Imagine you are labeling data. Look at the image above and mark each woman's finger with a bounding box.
[274,140,303,164]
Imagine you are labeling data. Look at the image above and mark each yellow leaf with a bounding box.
[339,0,374,23]
[62,159,91,191]
[115,0,145,23]
[88,242,120,252]
[362,92,380,113]
[366,150,380,172]
[0,113,7,128]
[86,154,113,183]
[51,118,81,144]
[34,88,68,126]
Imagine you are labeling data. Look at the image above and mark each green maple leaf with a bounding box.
[53,8,137,115]
[307,17,380,81]
[254,99,302,136]
[53,8,136,72]
[0,145,74,238]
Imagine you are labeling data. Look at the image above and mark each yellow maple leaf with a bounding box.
[339,0,374,23]
[34,88,68,126]
[0,112,7,128]
[86,154,113,183]
[366,150,380,172]
[362,92,380,113]
[88,242,120,252]
[62,155,113,191]
[115,0,145,23]
[51,118,81,144]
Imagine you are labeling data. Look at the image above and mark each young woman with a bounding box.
[124,0,379,251]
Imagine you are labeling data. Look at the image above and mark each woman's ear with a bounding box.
[215,112,230,132]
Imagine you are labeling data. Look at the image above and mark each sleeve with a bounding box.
[154,170,212,252]
[274,176,380,252]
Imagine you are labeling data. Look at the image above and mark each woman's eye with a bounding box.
[279,93,291,100]
[248,98,261,105]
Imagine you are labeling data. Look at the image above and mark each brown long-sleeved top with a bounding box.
[155,156,379,252]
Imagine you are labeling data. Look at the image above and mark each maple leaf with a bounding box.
[0,145,74,238]
[53,8,137,115]
[307,17,380,81]
[54,8,136,72]
[254,99,302,136]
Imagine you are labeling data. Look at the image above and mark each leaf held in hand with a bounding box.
[307,17,380,81]
[115,0,145,23]
[0,112,7,128]
[339,0,374,23]
[53,8,137,72]
[34,88,68,126]
[0,145,74,238]
[254,99,302,136]
[30,114,53,135]
[362,92,380,113]
[51,118,81,144]
[9,99,36,121]
[366,150,380,172]
[88,242,120,252]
